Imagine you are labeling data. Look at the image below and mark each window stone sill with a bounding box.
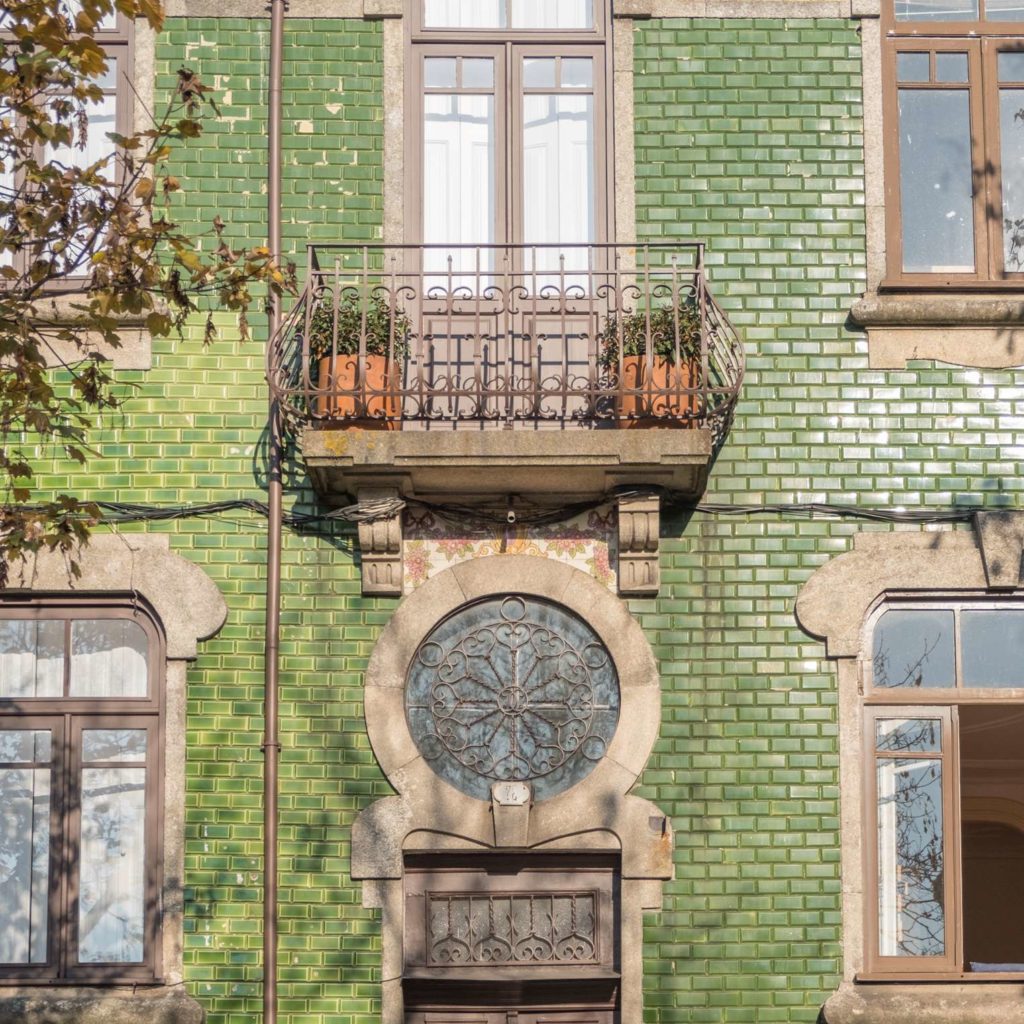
[32,294,152,371]
[0,987,203,1024]
[851,295,1024,369]
[823,982,1024,1024]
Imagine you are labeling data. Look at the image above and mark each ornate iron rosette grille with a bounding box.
[405,595,620,801]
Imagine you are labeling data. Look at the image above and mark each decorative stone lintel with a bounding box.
[975,510,1024,589]
[617,492,660,596]
[357,488,403,597]
[362,0,402,17]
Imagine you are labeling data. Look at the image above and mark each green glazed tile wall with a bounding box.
[22,13,1024,1024]
[633,16,1023,1023]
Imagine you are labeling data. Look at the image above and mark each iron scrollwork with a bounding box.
[405,596,620,801]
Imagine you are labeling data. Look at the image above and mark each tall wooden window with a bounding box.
[864,598,1024,976]
[883,0,1024,284]
[407,0,611,288]
[0,601,163,982]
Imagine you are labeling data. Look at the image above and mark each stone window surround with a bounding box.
[352,555,673,1024]
[0,534,228,1024]
[850,0,1024,370]
[796,513,1024,1024]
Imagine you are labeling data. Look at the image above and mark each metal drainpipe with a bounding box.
[264,2,285,1023]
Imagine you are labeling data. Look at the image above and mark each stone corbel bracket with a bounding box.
[618,492,660,595]
[357,488,403,597]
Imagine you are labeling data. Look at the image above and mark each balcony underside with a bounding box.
[303,426,713,505]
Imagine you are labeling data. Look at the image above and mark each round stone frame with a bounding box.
[364,555,661,822]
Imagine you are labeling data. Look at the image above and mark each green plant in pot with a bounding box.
[599,299,703,426]
[305,291,410,427]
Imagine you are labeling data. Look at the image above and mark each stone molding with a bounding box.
[357,488,404,596]
[614,0,854,16]
[1,534,226,1021]
[617,492,660,595]
[798,523,1024,1019]
[353,555,672,1024]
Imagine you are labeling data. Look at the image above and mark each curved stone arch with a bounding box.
[2,534,227,1024]
[354,555,671,1024]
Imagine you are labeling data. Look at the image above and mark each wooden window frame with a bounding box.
[406,1,615,255]
[881,1,1024,288]
[0,599,164,985]
[861,596,1024,980]
[1,11,134,288]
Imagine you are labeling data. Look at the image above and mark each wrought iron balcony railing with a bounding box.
[267,242,744,438]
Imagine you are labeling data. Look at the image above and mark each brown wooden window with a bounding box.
[0,601,163,982]
[0,8,133,282]
[883,0,1024,285]
[863,598,1024,977]
[407,0,612,287]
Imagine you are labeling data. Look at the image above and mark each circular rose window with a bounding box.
[405,595,620,801]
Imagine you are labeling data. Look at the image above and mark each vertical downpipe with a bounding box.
[264,2,285,1024]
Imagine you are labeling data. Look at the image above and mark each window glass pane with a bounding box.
[0,762,51,964]
[987,0,1024,19]
[424,0,504,27]
[523,57,557,89]
[65,0,119,30]
[894,0,979,19]
[872,609,956,688]
[424,57,457,89]
[423,94,495,290]
[999,51,1024,80]
[46,61,117,171]
[78,766,146,963]
[462,58,494,89]
[898,89,976,273]
[935,52,969,83]
[1000,88,1024,272]
[522,93,595,287]
[961,609,1024,685]
[0,620,64,699]
[509,0,593,27]
[82,729,147,763]
[0,730,52,763]
[897,52,930,83]
[69,619,148,698]
[876,717,943,753]
[561,57,594,88]
[877,755,946,956]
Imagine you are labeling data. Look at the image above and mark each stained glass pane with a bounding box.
[406,596,619,801]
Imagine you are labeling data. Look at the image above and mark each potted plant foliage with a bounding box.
[304,292,410,428]
[599,299,703,427]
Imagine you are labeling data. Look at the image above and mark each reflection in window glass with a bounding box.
[877,753,946,957]
[70,619,148,698]
[986,0,1024,19]
[0,732,51,965]
[897,51,930,82]
[876,717,943,752]
[999,51,1024,80]
[873,609,956,688]
[898,89,976,273]
[961,609,1024,685]
[894,0,978,18]
[935,52,969,82]
[423,0,592,28]
[0,620,64,699]
[79,766,146,963]
[82,729,147,763]
[1000,88,1024,271]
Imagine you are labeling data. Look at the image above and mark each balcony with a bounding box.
[268,242,744,506]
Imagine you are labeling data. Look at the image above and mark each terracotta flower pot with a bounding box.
[315,353,400,429]
[616,354,697,428]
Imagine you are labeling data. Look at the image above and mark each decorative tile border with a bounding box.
[403,506,617,594]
